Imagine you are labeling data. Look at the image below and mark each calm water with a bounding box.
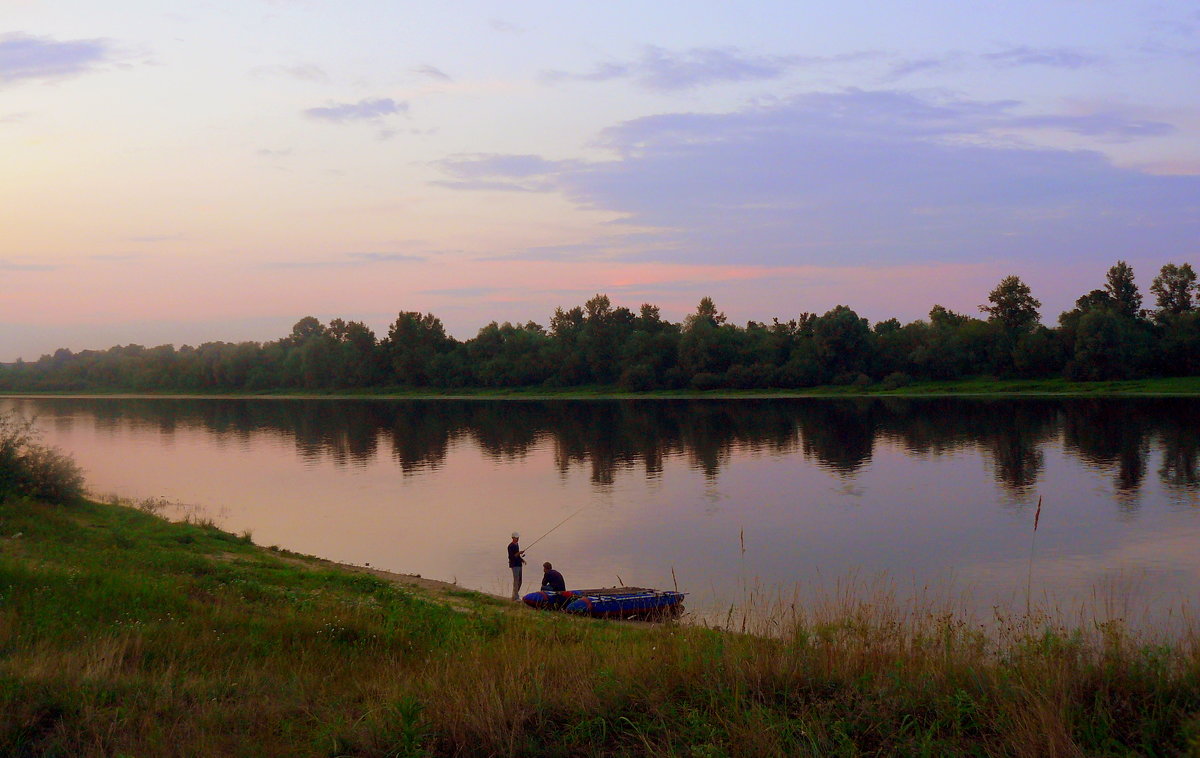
[5,396,1200,625]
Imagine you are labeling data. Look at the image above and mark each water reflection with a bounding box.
[5,396,1200,497]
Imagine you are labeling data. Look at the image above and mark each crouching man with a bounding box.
[541,561,566,593]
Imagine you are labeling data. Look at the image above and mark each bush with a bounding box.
[618,364,657,391]
[725,363,774,389]
[881,371,913,390]
[0,412,85,504]
[689,372,725,391]
[832,371,872,387]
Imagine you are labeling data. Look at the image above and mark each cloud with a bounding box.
[413,64,451,82]
[436,90,1199,268]
[421,286,504,297]
[889,46,1102,80]
[304,97,407,122]
[488,18,523,34]
[0,259,54,271]
[544,45,844,91]
[1006,112,1175,139]
[346,253,423,263]
[252,62,328,81]
[432,154,562,192]
[0,33,110,85]
[478,233,676,262]
[430,179,549,193]
[265,252,425,268]
[439,154,559,178]
[982,46,1104,69]
[480,243,610,262]
[887,56,961,79]
[127,233,184,242]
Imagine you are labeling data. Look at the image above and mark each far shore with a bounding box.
[4,375,1200,400]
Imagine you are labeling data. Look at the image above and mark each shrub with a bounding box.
[0,411,85,504]
[832,371,872,387]
[618,364,657,391]
[881,371,913,390]
[690,372,725,391]
[725,363,774,389]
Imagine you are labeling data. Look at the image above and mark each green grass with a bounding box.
[2,495,1200,756]
[6,375,1200,400]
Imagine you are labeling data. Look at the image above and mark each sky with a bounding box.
[2,0,1198,361]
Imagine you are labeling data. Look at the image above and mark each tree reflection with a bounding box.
[1063,400,1148,508]
[978,402,1056,494]
[28,396,1200,501]
[796,400,874,474]
[1156,403,1200,498]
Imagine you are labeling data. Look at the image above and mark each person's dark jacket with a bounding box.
[541,569,566,592]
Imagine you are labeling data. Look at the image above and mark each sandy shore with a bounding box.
[290,553,513,608]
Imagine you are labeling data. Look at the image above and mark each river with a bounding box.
[4,396,1199,627]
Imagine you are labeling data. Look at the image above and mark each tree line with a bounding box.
[3,261,1199,393]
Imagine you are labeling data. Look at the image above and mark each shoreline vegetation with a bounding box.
[3,494,1200,756]
[5,264,1200,399]
[5,374,1200,400]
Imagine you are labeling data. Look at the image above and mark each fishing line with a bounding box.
[523,503,589,551]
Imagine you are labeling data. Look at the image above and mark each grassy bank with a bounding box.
[4,375,1200,400]
[2,496,1200,756]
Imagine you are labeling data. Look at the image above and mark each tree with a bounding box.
[286,316,326,346]
[579,294,634,384]
[811,305,873,379]
[545,305,589,385]
[635,303,668,334]
[980,276,1041,333]
[684,297,726,332]
[1074,289,1112,314]
[329,320,379,387]
[1158,312,1200,376]
[383,312,452,386]
[678,298,737,382]
[929,305,971,330]
[1150,263,1196,321]
[297,336,335,388]
[1105,260,1142,319]
[619,306,681,390]
[466,321,552,386]
[1066,309,1149,380]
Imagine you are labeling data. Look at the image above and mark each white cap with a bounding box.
[512,531,520,539]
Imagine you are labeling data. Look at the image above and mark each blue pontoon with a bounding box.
[523,587,685,619]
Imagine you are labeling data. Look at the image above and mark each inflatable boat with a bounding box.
[522,587,685,619]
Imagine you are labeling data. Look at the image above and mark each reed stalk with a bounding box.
[1025,495,1043,617]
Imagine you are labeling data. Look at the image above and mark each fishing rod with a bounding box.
[523,503,589,551]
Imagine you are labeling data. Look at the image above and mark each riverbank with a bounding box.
[2,495,1199,756]
[4,375,1200,400]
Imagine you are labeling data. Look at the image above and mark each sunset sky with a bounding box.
[3,1,1198,361]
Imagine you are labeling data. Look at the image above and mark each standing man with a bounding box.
[508,531,526,601]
